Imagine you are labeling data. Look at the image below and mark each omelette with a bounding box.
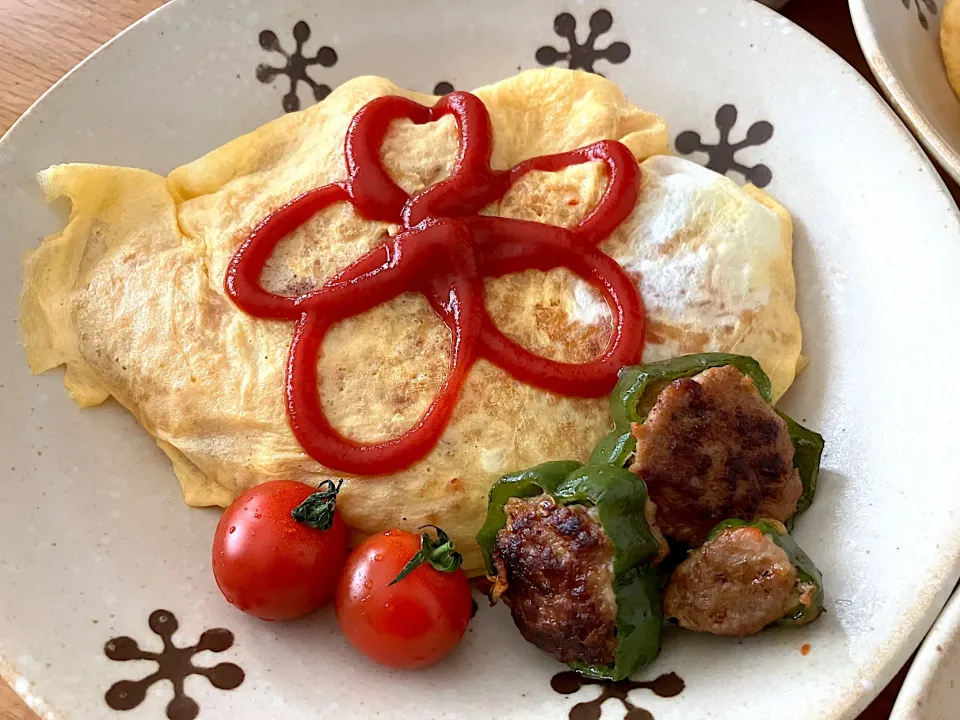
[19,69,801,574]
[944,0,960,102]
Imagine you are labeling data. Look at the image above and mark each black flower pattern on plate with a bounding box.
[902,0,938,30]
[104,609,244,720]
[675,105,774,188]
[256,20,338,113]
[551,670,685,720]
[536,10,630,74]
[433,81,455,95]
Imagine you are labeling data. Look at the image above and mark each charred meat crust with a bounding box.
[493,495,618,666]
[664,525,797,636]
[630,365,801,545]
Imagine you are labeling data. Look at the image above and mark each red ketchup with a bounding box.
[226,92,645,475]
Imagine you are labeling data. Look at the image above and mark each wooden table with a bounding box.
[0,0,951,718]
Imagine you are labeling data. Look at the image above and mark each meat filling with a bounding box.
[664,524,809,636]
[630,365,802,546]
[492,495,618,666]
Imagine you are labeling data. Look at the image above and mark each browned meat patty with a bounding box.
[492,495,618,666]
[646,497,671,564]
[664,524,804,636]
[629,365,801,546]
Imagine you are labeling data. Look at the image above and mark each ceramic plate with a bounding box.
[849,0,960,183]
[891,586,960,720]
[2,1,960,719]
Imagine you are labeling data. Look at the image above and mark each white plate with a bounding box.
[849,0,960,184]
[2,1,960,719]
[892,586,960,720]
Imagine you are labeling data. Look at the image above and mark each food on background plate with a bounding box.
[19,68,802,576]
[943,0,960,103]
[478,355,824,676]
[212,479,348,621]
[664,518,823,636]
[336,527,472,669]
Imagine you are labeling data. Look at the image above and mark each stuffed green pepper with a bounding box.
[476,461,667,681]
[665,518,824,636]
[599,354,824,545]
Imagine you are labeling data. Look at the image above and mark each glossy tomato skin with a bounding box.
[212,480,348,621]
[336,529,472,669]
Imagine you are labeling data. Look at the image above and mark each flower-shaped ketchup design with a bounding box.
[226,91,646,475]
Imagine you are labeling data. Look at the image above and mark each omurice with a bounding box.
[20,69,802,575]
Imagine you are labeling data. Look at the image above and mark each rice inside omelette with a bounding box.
[19,69,801,574]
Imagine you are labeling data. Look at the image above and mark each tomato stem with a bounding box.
[389,525,463,586]
[291,479,343,531]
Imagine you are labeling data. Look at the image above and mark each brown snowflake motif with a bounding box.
[675,105,774,188]
[551,670,684,720]
[256,20,338,113]
[902,0,938,30]
[536,10,630,74]
[104,610,244,720]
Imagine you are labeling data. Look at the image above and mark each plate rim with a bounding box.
[0,0,182,151]
[848,0,960,185]
[891,586,960,719]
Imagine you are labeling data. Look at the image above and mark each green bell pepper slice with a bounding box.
[777,411,824,517]
[476,461,663,680]
[611,353,772,428]
[602,353,824,517]
[708,518,824,626]
[588,429,637,468]
[568,564,661,680]
[476,460,583,574]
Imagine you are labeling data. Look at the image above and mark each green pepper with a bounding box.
[604,353,824,519]
[476,461,663,681]
[588,429,637,468]
[777,411,824,517]
[708,518,824,626]
[611,353,772,428]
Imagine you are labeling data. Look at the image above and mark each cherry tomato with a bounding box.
[212,480,348,621]
[335,528,472,669]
